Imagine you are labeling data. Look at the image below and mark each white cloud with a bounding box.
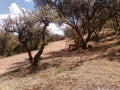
[48,23,64,35]
[24,0,33,3]
[0,14,9,24]
[0,14,9,20]
[0,3,22,23]
[0,2,64,35]
[9,3,22,15]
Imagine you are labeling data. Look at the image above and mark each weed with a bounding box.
[52,57,63,68]
[56,67,65,74]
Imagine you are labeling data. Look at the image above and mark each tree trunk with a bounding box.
[24,43,33,64]
[81,40,87,49]
[32,25,47,66]
[18,33,33,64]
[81,29,93,49]
[32,43,45,66]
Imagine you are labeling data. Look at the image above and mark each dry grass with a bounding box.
[0,30,120,90]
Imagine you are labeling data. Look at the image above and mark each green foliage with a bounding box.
[0,37,6,55]
[104,16,120,35]
[64,27,78,40]
[6,39,17,56]
[52,57,64,74]
[37,0,120,49]
[0,32,21,56]
[2,5,57,66]
[48,34,65,42]
[52,57,63,68]
[13,43,25,54]
[56,67,65,74]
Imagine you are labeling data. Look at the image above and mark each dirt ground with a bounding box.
[0,30,120,90]
[0,40,66,75]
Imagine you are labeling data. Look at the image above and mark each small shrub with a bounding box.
[52,57,63,68]
[56,67,65,74]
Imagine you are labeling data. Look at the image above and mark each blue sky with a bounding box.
[0,0,34,14]
[0,0,64,35]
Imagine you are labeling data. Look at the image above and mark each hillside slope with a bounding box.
[0,40,65,75]
[0,30,120,90]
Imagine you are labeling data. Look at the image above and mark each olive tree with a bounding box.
[34,0,120,49]
[0,24,18,56]
[4,6,53,67]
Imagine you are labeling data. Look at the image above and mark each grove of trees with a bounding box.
[0,6,64,67]
[34,0,120,49]
[0,0,120,68]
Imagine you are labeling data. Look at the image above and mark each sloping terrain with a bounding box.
[0,40,65,75]
[0,29,120,90]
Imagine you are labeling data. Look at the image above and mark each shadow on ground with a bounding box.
[3,31,120,77]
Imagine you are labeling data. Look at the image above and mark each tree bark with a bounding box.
[32,43,45,66]
[24,43,33,64]
[18,33,33,64]
[81,41,87,49]
[32,25,47,66]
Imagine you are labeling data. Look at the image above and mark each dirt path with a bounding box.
[0,40,66,75]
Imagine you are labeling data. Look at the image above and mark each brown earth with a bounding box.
[0,30,120,90]
[0,40,66,75]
